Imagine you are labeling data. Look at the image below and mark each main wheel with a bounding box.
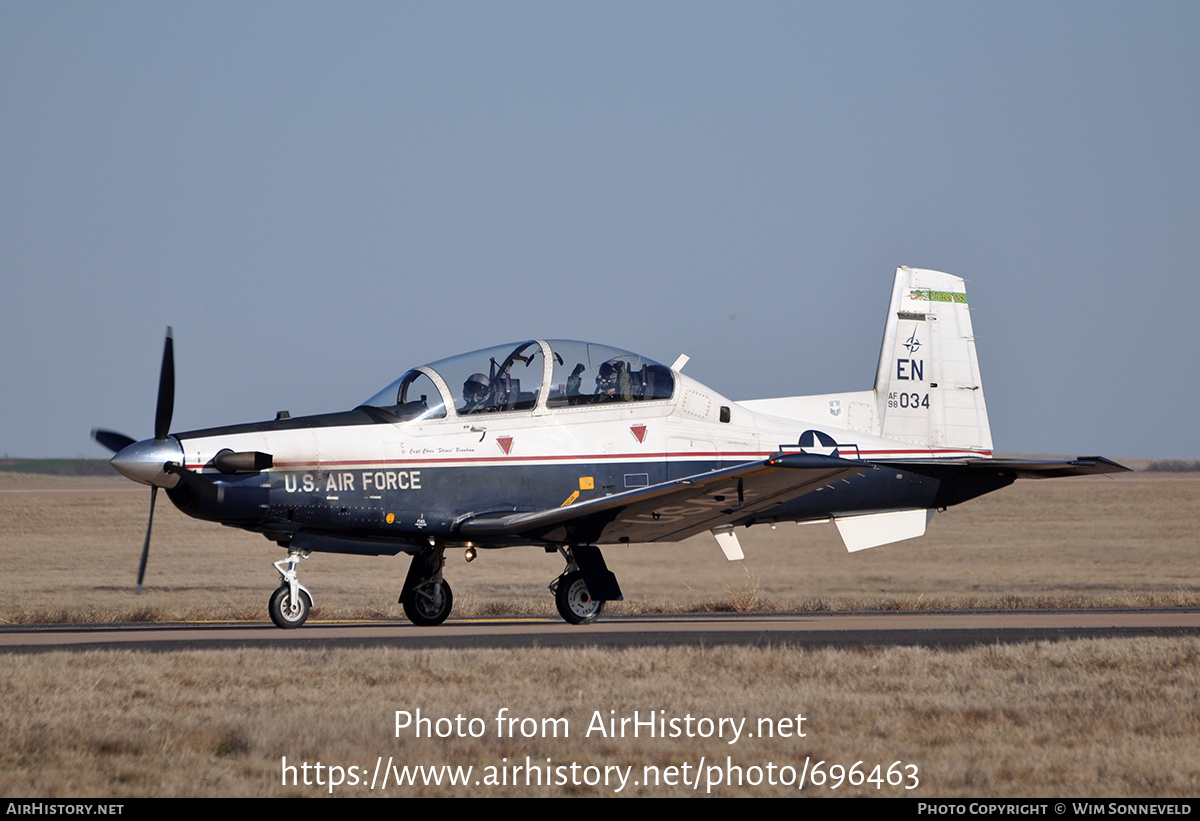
[555,571,605,625]
[269,585,312,629]
[401,580,453,626]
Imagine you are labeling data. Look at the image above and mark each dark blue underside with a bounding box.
[164,457,1015,556]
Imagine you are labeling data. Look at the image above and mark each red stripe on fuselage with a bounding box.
[185,447,991,471]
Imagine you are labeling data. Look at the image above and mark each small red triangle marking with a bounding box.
[630,425,647,444]
[497,436,514,455]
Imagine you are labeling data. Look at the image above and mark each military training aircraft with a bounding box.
[93,267,1126,628]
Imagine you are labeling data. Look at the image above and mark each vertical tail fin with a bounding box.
[874,267,992,454]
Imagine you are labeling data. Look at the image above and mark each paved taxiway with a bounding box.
[3,610,1199,653]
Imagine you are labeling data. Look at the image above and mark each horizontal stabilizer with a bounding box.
[890,455,1129,479]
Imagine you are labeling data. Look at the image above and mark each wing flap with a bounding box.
[457,453,867,545]
[834,508,936,552]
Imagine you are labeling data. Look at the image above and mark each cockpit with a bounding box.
[361,340,676,422]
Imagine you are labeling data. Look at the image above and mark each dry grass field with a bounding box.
[1,471,1198,797]
[0,471,1195,622]
[2,640,1199,797]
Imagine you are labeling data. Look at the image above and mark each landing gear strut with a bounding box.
[400,542,454,626]
[269,551,314,629]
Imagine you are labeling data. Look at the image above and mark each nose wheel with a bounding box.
[269,585,312,628]
[269,551,314,629]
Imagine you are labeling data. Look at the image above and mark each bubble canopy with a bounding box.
[361,340,676,421]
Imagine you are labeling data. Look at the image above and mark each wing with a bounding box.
[456,452,868,546]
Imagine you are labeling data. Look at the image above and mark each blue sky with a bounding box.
[2,2,1196,459]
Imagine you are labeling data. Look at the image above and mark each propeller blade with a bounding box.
[136,485,157,594]
[154,328,175,441]
[92,428,136,454]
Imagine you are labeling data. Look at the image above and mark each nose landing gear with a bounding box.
[269,551,314,629]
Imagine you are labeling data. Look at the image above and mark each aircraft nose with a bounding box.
[110,437,185,488]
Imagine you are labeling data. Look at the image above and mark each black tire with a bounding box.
[401,580,453,626]
[555,571,605,625]
[268,585,312,629]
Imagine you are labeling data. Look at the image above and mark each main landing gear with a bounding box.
[269,551,314,629]
[550,545,622,625]
[399,542,453,626]
[553,570,604,624]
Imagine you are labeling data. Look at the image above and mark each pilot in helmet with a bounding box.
[596,362,616,394]
[596,360,630,399]
[461,373,490,412]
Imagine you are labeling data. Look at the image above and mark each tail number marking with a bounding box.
[888,392,929,410]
